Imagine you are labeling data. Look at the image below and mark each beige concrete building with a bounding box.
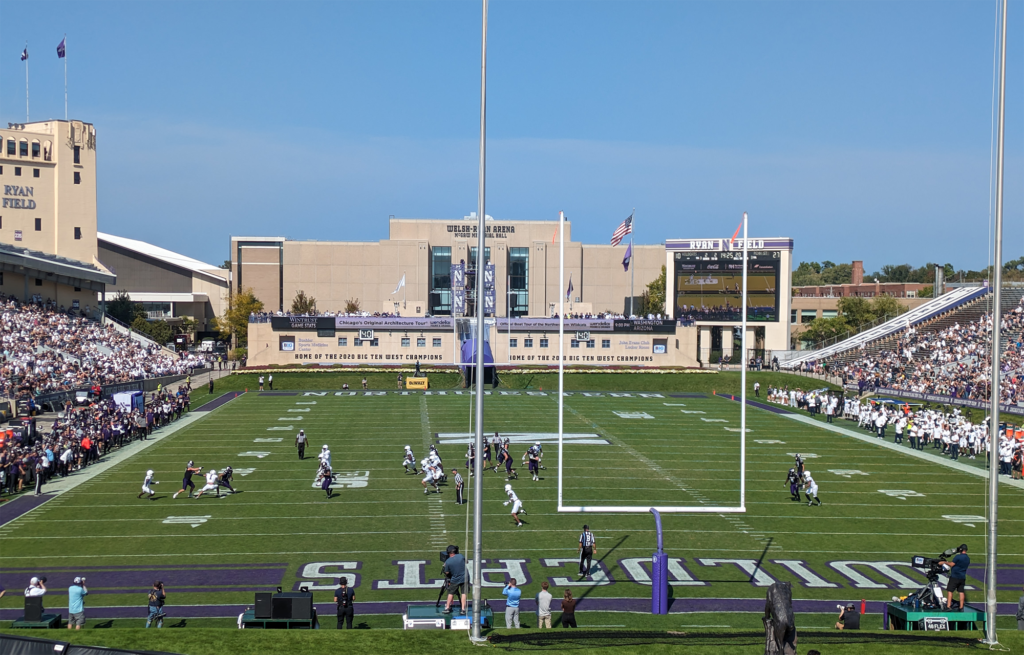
[232,217,665,318]
[97,233,229,333]
[0,119,114,308]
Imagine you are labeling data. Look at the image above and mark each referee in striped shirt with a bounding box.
[452,469,464,505]
[578,525,596,578]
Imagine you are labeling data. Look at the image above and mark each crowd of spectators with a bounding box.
[810,298,1024,405]
[0,294,210,399]
[765,384,1023,478]
[0,383,193,497]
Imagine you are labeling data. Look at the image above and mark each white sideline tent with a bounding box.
[112,391,144,412]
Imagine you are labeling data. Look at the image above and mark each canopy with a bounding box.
[112,390,145,412]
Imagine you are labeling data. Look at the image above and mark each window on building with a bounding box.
[801,310,817,324]
[570,339,580,349]
[539,338,549,348]
[602,339,611,349]
[74,145,81,164]
[429,246,452,316]
[34,278,42,287]
[353,338,362,346]
[524,338,534,348]
[790,309,798,324]
[370,338,379,347]
[509,338,517,348]
[0,166,4,174]
[32,168,39,178]
[74,227,81,240]
[0,217,3,229]
[338,337,348,346]
[401,337,411,347]
[822,309,838,319]
[19,141,27,157]
[74,172,81,184]
[31,142,40,158]
[73,286,80,292]
[508,247,529,317]
[34,218,41,231]
[6,140,14,156]
[14,167,21,176]
[432,338,442,347]
[587,339,596,348]
[417,337,426,347]
[0,272,4,285]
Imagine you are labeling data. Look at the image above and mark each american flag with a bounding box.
[610,213,633,246]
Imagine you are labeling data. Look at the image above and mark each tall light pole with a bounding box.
[470,0,488,643]
[984,0,1007,645]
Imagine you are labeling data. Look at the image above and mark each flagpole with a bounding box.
[630,209,635,317]
[403,270,406,309]
[984,0,1007,645]
[25,44,29,122]
[63,34,68,120]
[470,0,488,642]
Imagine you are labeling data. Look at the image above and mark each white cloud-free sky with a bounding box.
[2,0,1020,272]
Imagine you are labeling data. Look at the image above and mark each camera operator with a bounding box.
[942,544,970,611]
[67,577,88,630]
[334,576,355,629]
[145,581,166,628]
[835,603,860,630]
[441,545,467,615]
[24,576,46,597]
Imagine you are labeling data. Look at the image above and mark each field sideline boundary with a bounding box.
[0,393,243,528]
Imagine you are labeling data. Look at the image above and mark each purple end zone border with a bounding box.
[258,392,298,396]
[669,393,708,398]
[193,392,244,412]
[714,392,794,415]
[0,492,55,527]
[1,598,1016,621]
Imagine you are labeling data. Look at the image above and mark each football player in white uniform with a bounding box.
[194,469,221,499]
[803,470,821,506]
[319,445,332,469]
[422,459,441,494]
[403,446,418,474]
[503,483,525,527]
[138,469,159,499]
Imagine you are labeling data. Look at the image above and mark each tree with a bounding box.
[643,266,666,315]
[176,317,197,337]
[791,262,823,286]
[836,296,876,330]
[290,290,317,315]
[106,290,140,325]
[918,285,934,298]
[214,287,264,349]
[344,297,361,314]
[870,295,906,321]
[800,316,850,345]
[221,260,231,270]
[820,263,853,285]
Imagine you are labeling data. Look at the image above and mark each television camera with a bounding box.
[904,546,961,610]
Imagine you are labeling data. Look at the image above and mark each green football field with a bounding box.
[1,386,1021,631]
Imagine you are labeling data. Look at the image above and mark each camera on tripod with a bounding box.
[904,546,961,610]
[439,544,458,564]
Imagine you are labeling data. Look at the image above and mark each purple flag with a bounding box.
[622,242,632,272]
[20,48,27,61]
[566,274,574,302]
[57,37,65,59]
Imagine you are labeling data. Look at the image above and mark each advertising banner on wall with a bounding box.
[451,263,466,316]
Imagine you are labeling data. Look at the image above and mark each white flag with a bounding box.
[392,274,406,295]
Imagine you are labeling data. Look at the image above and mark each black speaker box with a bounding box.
[24,596,44,622]
[271,596,292,619]
[254,592,272,619]
[271,591,312,620]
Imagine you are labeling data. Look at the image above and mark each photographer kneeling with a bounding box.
[441,545,467,615]
[835,603,860,630]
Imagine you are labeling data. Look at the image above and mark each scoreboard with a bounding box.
[673,250,780,322]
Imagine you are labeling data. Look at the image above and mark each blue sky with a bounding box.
[1,0,1020,272]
